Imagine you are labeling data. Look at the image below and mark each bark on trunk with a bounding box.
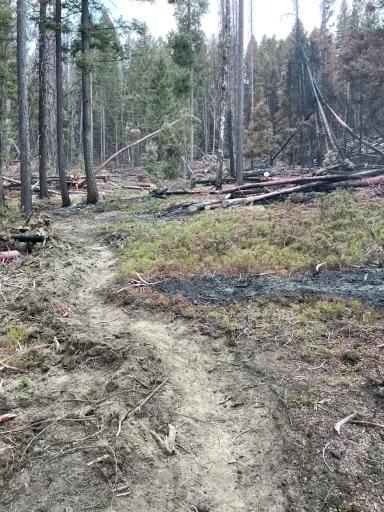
[55,0,71,206]
[17,0,32,216]
[38,0,49,199]
[227,108,235,177]
[215,0,231,189]
[235,0,244,185]
[81,0,98,204]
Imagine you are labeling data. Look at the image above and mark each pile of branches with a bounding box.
[2,175,153,195]
[157,167,384,215]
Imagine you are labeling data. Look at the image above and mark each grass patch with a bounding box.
[112,191,384,279]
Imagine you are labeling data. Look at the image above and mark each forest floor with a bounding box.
[0,186,383,512]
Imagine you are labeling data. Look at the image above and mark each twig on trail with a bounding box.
[308,361,326,371]
[0,361,28,373]
[126,374,150,389]
[230,428,254,445]
[0,413,17,424]
[174,412,222,424]
[136,273,163,286]
[116,412,127,438]
[218,395,233,405]
[150,424,177,455]
[318,486,333,512]
[116,378,169,437]
[334,412,357,435]
[350,420,384,430]
[117,273,163,293]
[97,316,121,325]
[176,442,193,455]
[20,417,64,460]
[322,442,334,473]
[115,491,131,498]
[87,454,110,466]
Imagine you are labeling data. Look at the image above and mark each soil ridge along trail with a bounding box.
[1,208,289,512]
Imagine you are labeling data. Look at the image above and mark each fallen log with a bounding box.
[2,177,60,195]
[193,170,266,186]
[151,187,203,197]
[0,251,21,263]
[167,175,384,214]
[214,168,384,196]
[10,233,46,244]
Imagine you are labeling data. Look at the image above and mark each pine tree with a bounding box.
[245,99,278,162]
[0,0,14,206]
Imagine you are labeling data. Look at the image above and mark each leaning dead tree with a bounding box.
[301,46,384,162]
[96,116,200,174]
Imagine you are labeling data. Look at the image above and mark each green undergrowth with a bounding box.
[119,284,382,360]
[206,297,381,350]
[109,190,384,279]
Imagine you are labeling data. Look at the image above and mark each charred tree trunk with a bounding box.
[81,0,98,204]
[55,0,71,206]
[235,0,244,185]
[17,0,32,215]
[38,0,49,199]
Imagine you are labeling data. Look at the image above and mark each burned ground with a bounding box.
[155,268,384,307]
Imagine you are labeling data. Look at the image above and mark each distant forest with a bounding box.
[1,0,384,200]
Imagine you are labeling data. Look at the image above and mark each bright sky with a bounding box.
[106,0,346,40]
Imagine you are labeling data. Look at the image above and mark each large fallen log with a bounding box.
[166,175,384,214]
[219,168,384,197]
[193,170,267,186]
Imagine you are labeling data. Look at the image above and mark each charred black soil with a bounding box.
[156,268,384,307]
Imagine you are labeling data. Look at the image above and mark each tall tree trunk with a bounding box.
[227,107,235,177]
[17,0,32,215]
[38,0,49,199]
[81,0,98,204]
[249,0,254,116]
[235,0,244,185]
[55,0,71,206]
[188,68,194,178]
[216,0,231,188]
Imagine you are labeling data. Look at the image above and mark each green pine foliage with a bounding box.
[245,100,279,161]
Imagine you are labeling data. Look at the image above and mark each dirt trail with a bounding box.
[1,208,289,512]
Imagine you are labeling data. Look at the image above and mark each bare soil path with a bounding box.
[1,208,290,512]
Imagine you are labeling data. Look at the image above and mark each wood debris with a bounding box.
[150,424,177,455]
[334,412,358,435]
